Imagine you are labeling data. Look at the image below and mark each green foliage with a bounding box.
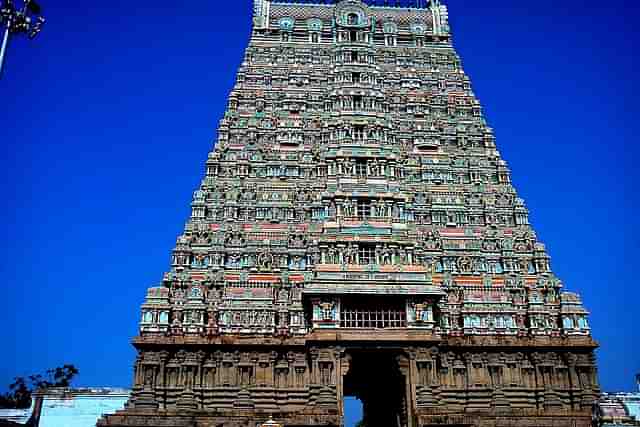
[0,365,79,409]
[0,377,31,409]
[354,420,366,427]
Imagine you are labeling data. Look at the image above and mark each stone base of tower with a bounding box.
[98,336,599,427]
[98,409,594,427]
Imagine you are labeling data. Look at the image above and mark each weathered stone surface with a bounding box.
[101,1,600,426]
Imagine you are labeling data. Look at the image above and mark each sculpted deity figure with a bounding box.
[392,203,400,218]
[381,245,391,265]
[327,246,338,264]
[344,244,357,265]
[370,160,379,177]
[227,253,242,268]
[398,247,408,265]
[343,199,353,217]
[375,246,383,264]
[385,201,394,218]
[329,202,337,218]
[319,301,336,321]
[290,255,305,270]
[370,199,379,218]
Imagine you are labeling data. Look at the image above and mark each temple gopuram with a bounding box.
[99,1,600,426]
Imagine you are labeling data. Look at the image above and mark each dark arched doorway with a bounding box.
[343,351,409,427]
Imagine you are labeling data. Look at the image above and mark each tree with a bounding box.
[29,365,79,390]
[0,377,31,409]
[0,365,79,409]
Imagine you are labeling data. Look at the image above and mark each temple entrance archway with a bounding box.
[342,350,411,427]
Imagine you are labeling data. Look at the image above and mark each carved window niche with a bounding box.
[311,298,339,329]
[255,359,271,388]
[521,364,536,389]
[294,366,306,388]
[505,362,519,387]
[182,365,196,390]
[319,362,334,386]
[238,364,254,387]
[417,361,434,386]
[141,310,155,325]
[166,365,180,388]
[159,311,169,326]
[275,364,289,388]
[452,362,467,389]
[470,360,486,387]
[222,362,234,386]
[279,17,294,42]
[577,316,589,330]
[488,365,504,388]
[556,366,570,389]
[562,316,575,330]
[202,363,217,389]
[408,301,435,329]
[577,366,594,389]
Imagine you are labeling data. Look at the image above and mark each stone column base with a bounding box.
[417,413,593,427]
[98,409,341,427]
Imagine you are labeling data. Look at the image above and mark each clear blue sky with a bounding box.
[1,0,638,413]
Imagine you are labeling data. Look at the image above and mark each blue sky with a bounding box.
[1,0,638,414]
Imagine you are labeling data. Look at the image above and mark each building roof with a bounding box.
[597,393,640,426]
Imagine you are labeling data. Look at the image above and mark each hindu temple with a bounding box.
[99,1,600,426]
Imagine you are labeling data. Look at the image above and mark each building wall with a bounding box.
[597,392,640,426]
[38,389,129,427]
[0,408,31,425]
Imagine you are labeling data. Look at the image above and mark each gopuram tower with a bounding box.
[100,1,600,426]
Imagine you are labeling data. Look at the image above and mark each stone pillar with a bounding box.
[397,353,414,427]
[407,349,419,416]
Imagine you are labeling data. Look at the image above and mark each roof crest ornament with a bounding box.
[264,0,435,9]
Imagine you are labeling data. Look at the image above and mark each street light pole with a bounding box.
[0,17,10,75]
[0,0,46,79]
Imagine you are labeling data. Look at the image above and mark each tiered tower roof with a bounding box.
[137,0,591,342]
